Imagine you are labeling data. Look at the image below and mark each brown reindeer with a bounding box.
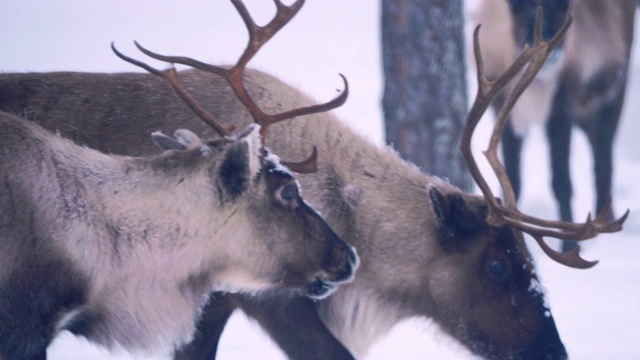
[0,1,628,359]
[474,0,637,251]
[0,2,359,356]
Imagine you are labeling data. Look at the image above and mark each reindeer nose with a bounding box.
[321,220,359,281]
[305,246,358,300]
[334,244,359,282]
[304,276,338,300]
[302,226,359,300]
[515,313,567,360]
[322,240,359,285]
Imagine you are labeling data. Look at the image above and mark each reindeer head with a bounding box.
[113,0,357,299]
[422,187,562,359]
[508,0,570,50]
[410,9,627,359]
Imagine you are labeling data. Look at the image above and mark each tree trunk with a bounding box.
[381,0,472,191]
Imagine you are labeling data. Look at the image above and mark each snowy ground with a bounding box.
[2,1,639,359]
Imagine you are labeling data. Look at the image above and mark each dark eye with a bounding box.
[488,260,508,278]
[280,184,297,200]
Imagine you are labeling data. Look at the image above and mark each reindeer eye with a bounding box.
[280,184,297,200]
[488,260,508,277]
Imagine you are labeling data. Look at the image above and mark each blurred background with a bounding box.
[1,1,639,359]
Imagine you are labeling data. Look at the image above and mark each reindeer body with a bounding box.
[475,0,636,237]
[0,68,566,359]
[0,110,357,359]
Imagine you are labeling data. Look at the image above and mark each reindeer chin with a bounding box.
[303,277,338,300]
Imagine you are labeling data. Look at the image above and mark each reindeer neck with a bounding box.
[40,139,262,352]
[37,130,241,270]
[268,112,453,262]
[266,114,461,355]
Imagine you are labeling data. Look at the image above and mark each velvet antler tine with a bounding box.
[111,42,163,77]
[112,42,235,137]
[531,234,598,269]
[282,146,318,174]
[132,41,229,78]
[113,0,343,175]
[230,0,305,68]
[266,74,349,129]
[461,10,627,268]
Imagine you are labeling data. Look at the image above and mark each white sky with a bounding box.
[0,0,384,143]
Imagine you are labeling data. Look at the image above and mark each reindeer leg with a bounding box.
[232,293,355,360]
[1,251,86,360]
[495,93,524,201]
[25,349,46,360]
[0,343,46,360]
[546,74,575,251]
[11,349,47,360]
[173,292,236,360]
[579,66,628,223]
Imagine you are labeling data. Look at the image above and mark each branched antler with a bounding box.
[461,9,629,269]
[112,0,348,173]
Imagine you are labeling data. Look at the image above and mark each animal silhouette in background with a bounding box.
[475,0,636,251]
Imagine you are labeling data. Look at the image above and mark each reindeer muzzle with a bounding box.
[514,313,567,360]
[303,225,359,300]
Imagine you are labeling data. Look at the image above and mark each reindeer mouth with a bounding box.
[303,245,359,300]
[303,277,338,300]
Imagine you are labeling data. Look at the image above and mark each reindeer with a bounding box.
[0,6,359,356]
[474,0,637,251]
[0,1,628,359]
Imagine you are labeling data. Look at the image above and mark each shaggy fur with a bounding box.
[1,68,565,359]
[0,115,357,359]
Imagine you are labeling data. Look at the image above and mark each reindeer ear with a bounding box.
[151,131,188,151]
[216,125,262,201]
[428,186,485,251]
[236,124,262,177]
[217,141,251,201]
[173,129,203,148]
[151,129,203,151]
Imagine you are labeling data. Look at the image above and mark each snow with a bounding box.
[1,1,639,359]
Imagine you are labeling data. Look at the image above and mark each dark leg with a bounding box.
[546,76,576,251]
[0,337,47,360]
[174,292,237,360]
[1,265,85,360]
[580,67,627,222]
[503,120,524,201]
[494,94,524,201]
[232,292,354,360]
[27,349,47,360]
[12,349,47,360]
[0,348,46,360]
[585,116,616,222]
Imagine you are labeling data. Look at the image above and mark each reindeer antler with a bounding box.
[461,9,629,269]
[112,0,348,173]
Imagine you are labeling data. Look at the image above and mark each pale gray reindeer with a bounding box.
[0,5,359,356]
[474,0,637,251]
[0,2,628,360]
